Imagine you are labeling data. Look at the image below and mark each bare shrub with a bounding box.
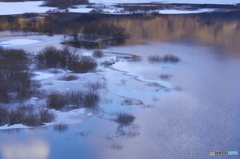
[68,56,97,73]
[100,60,115,66]
[47,93,65,110]
[8,109,24,125]
[63,91,84,107]
[43,0,88,9]
[148,55,162,63]
[37,46,97,73]
[162,54,180,63]
[159,74,172,80]
[121,99,133,105]
[92,50,104,58]
[37,46,68,69]
[59,74,78,81]
[83,82,104,108]
[83,92,100,108]
[115,113,135,126]
[0,47,33,102]
[24,114,40,126]
[0,107,8,125]
[0,105,55,127]
[39,108,55,123]
[49,69,63,74]
[148,54,180,63]
[53,122,68,132]
[109,142,123,150]
[84,82,105,93]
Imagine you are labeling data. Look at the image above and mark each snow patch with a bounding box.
[0,1,55,15]
[0,124,30,130]
[0,39,42,47]
[33,72,55,80]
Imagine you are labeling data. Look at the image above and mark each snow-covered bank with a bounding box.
[0,1,55,15]
[0,39,42,47]
[89,0,240,4]
[0,108,88,130]
[0,1,238,15]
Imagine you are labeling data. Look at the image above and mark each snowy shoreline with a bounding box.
[0,1,239,15]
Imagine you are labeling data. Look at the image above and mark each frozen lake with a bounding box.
[0,13,239,159]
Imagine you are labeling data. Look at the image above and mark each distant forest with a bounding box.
[0,0,40,1]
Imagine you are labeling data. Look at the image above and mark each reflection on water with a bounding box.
[0,12,240,54]
[0,137,50,159]
[106,13,240,56]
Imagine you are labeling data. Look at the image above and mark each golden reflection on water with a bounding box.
[0,13,239,55]
[0,137,50,159]
[106,14,240,56]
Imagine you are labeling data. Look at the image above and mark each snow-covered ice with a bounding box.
[0,0,238,15]
[0,124,30,130]
[33,72,55,80]
[0,1,55,15]
[89,0,240,4]
[0,39,42,47]
[159,8,215,14]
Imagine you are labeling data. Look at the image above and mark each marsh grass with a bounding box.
[0,47,35,103]
[109,142,123,150]
[0,105,55,127]
[47,93,65,110]
[159,74,172,80]
[59,74,78,81]
[162,54,180,63]
[42,0,88,9]
[148,54,180,63]
[148,55,162,63]
[53,122,69,132]
[92,50,104,58]
[47,82,103,110]
[100,61,115,66]
[115,113,135,126]
[37,46,97,73]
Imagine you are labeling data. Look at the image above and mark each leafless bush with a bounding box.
[84,82,105,93]
[68,56,97,73]
[0,107,8,125]
[49,69,63,74]
[39,108,55,123]
[24,114,40,126]
[148,54,180,63]
[42,0,88,9]
[162,54,180,63]
[0,105,55,127]
[121,99,133,105]
[100,60,115,66]
[115,113,135,126]
[0,47,33,102]
[148,55,162,63]
[109,142,123,150]
[63,91,84,106]
[83,92,100,108]
[37,46,69,69]
[8,109,24,125]
[53,122,68,132]
[47,93,65,110]
[92,50,104,58]
[159,74,172,80]
[83,82,104,108]
[59,74,78,81]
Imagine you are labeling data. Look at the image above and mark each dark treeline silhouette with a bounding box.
[0,0,40,1]
[42,0,89,9]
